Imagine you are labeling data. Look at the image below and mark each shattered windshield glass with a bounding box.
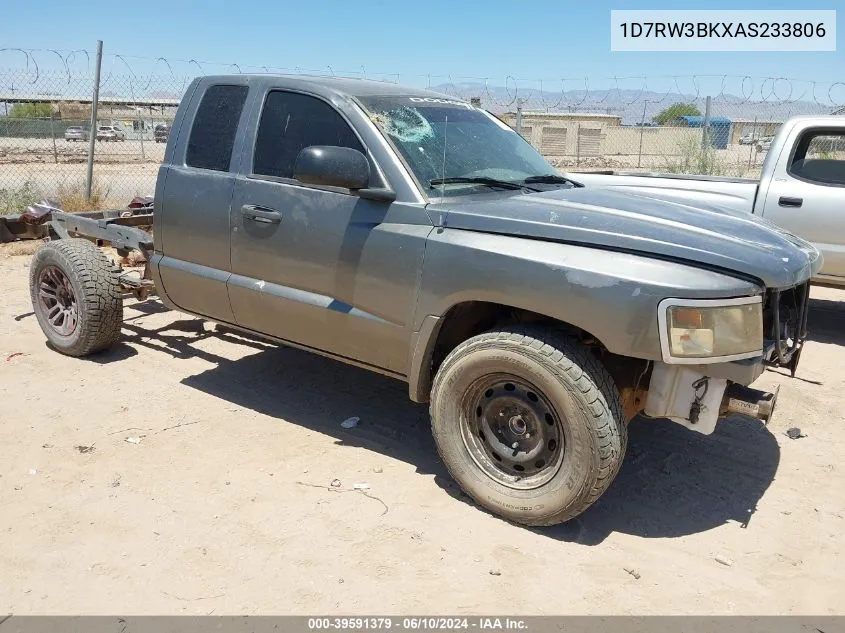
[358,96,559,197]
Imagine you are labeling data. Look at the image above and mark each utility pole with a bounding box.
[86,40,103,201]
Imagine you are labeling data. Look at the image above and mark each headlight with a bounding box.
[658,297,763,363]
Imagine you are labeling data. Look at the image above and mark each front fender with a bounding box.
[407,230,761,401]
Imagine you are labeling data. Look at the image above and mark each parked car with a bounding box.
[569,116,845,288]
[63,126,89,142]
[153,123,170,143]
[756,135,775,152]
[154,124,170,143]
[738,132,757,145]
[96,125,125,142]
[26,75,820,527]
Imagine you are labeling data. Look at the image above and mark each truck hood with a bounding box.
[428,187,821,289]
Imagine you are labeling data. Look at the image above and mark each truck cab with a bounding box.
[754,117,845,286]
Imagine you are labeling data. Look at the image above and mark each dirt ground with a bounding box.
[1,247,844,615]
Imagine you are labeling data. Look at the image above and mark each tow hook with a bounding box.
[721,382,780,424]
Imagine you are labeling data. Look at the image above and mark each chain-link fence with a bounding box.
[0,62,184,215]
[506,111,776,177]
[2,48,844,215]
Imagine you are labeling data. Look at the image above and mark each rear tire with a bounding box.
[430,327,626,526]
[29,239,123,357]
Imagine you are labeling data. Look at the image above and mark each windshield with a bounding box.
[358,95,558,197]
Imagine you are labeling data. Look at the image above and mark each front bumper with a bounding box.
[643,363,779,435]
[642,280,809,434]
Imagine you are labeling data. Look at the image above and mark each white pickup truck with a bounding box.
[570,116,845,287]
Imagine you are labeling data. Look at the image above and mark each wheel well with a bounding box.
[430,302,590,377]
[420,301,650,417]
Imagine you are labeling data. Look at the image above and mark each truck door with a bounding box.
[155,82,251,321]
[227,87,430,375]
[761,127,845,282]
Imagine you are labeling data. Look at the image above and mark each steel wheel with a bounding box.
[460,373,565,490]
[37,264,78,336]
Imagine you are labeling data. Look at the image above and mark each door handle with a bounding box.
[778,196,803,208]
[241,204,281,224]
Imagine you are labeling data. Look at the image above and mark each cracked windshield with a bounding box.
[359,96,567,197]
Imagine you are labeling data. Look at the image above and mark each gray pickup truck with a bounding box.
[572,116,845,288]
[27,75,821,526]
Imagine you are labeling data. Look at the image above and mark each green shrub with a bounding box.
[0,182,41,216]
[664,136,726,176]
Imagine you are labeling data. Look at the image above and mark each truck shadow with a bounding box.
[109,307,780,545]
[542,414,779,545]
[807,297,845,345]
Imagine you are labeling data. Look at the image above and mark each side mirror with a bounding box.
[294,146,370,190]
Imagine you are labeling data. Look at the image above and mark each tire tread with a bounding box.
[430,325,627,526]
[29,239,123,356]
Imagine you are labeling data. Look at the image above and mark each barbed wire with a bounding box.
[1,47,844,116]
[0,47,845,111]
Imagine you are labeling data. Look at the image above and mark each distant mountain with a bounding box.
[147,91,182,100]
[430,82,832,124]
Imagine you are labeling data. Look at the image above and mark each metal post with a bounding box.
[515,103,523,136]
[576,123,581,167]
[747,115,757,171]
[701,95,712,150]
[637,100,647,168]
[85,40,103,201]
[138,115,145,160]
[49,114,58,164]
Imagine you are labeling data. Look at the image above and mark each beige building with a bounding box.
[500,111,622,157]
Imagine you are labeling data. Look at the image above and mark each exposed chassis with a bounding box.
[48,209,156,301]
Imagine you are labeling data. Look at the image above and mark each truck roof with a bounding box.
[782,115,845,125]
[194,74,457,101]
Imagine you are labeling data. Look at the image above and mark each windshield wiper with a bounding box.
[522,174,582,187]
[429,177,531,191]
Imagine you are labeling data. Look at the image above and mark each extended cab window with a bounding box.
[186,84,248,171]
[253,91,364,179]
[788,130,845,187]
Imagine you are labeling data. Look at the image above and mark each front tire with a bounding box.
[29,239,123,357]
[430,327,626,526]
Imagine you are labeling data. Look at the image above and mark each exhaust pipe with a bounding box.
[721,383,780,424]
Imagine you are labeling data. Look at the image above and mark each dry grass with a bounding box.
[55,178,110,212]
[663,137,727,176]
[0,179,113,216]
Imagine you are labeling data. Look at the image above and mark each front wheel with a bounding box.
[430,327,626,526]
[29,239,123,357]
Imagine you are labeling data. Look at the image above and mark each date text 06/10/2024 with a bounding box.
[307,618,528,630]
